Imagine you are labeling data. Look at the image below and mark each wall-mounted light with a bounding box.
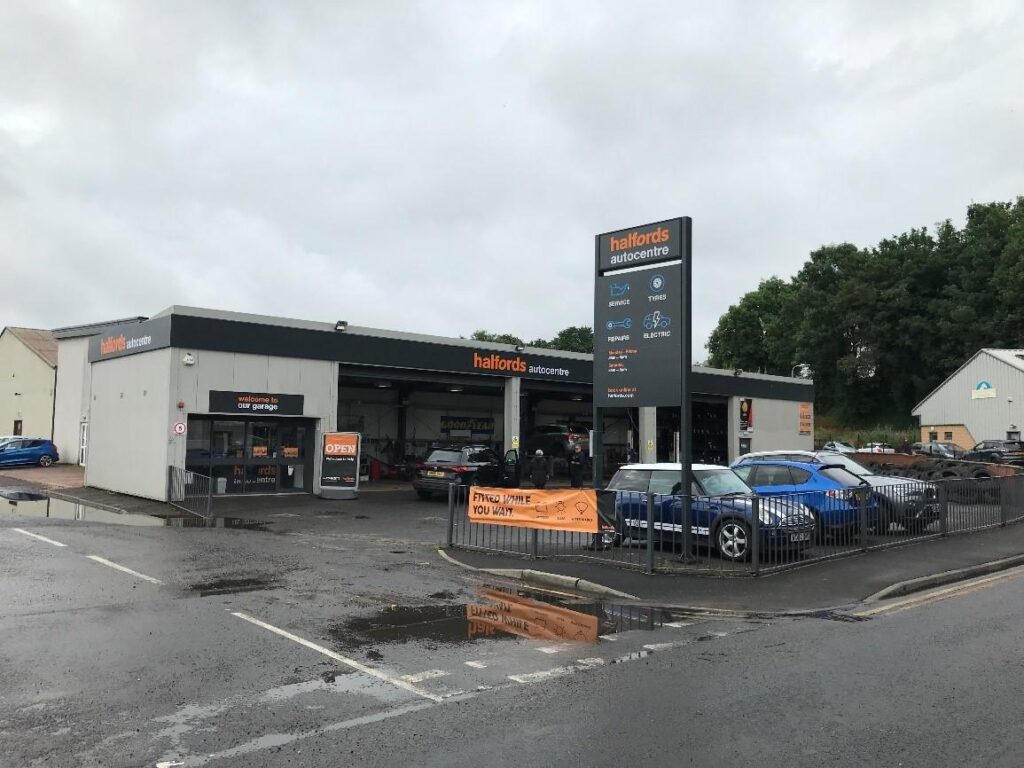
[449,387,463,393]
[375,382,391,388]
[182,352,196,366]
[515,344,525,353]
[335,320,348,332]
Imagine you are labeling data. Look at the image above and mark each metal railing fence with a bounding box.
[167,465,213,519]
[446,474,1024,576]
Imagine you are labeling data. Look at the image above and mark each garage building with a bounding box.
[50,306,814,501]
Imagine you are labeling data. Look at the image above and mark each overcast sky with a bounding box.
[2,1,1022,355]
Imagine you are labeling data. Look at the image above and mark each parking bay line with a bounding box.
[85,555,163,584]
[230,611,444,703]
[11,528,67,547]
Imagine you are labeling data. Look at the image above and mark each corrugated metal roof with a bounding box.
[982,349,1024,373]
[3,327,57,367]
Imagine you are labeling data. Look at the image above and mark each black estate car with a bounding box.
[412,445,520,499]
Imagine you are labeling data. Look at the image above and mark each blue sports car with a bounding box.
[606,463,816,562]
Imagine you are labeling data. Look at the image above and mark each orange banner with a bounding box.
[468,487,600,533]
[466,588,599,643]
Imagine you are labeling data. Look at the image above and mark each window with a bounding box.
[695,469,750,496]
[12,420,22,436]
[789,467,812,484]
[426,450,463,464]
[649,470,681,495]
[819,467,864,487]
[247,422,277,459]
[606,468,652,492]
[212,421,246,460]
[732,465,754,484]
[928,431,938,441]
[466,449,496,464]
[754,465,795,486]
[943,431,953,441]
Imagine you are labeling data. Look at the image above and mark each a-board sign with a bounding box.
[209,391,305,416]
[320,432,360,499]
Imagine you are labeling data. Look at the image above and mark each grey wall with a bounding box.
[168,349,338,493]
[913,353,1024,443]
[53,336,91,464]
[730,396,813,460]
[85,348,172,499]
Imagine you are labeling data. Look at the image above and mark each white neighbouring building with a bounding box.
[0,327,58,441]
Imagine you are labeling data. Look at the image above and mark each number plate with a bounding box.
[426,470,446,478]
[790,532,811,542]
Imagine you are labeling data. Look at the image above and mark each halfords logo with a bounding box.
[99,334,153,355]
[607,226,672,266]
[473,352,527,373]
[609,227,671,252]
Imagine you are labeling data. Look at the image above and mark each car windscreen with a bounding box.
[606,468,651,492]
[819,466,866,487]
[815,453,869,475]
[694,469,751,496]
[426,450,463,463]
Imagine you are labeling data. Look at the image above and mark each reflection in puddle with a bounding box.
[328,585,694,649]
[188,576,279,597]
[0,493,267,530]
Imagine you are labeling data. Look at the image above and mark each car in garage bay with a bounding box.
[606,463,816,561]
[413,445,520,499]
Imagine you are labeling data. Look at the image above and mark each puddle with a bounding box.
[187,576,279,597]
[1,493,267,530]
[327,585,695,649]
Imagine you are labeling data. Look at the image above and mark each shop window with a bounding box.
[278,423,306,460]
[212,465,245,494]
[186,419,212,466]
[246,463,278,491]
[212,421,245,459]
[943,431,953,441]
[247,422,277,459]
[928,431,938,441]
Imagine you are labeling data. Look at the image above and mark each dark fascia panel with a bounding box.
[169,314,814,402]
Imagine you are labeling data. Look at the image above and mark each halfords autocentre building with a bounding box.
[48,306,814,500]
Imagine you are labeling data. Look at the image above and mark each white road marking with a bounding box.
[464,661,487,669]
[856,565,1024,618]
[11,528,67,547]
[230,611,443,703]
[665,621,692,628]
[509,657,604,684]
[86,555,163,584]
[269,513,299,518]
[708,631,729,637]
[643,642,679,651]
[156,761,184,767]
[598,634,618,641]
[537,644,569,654]
[399,669,449,683]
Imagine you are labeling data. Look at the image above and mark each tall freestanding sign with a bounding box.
[593,217,693,555]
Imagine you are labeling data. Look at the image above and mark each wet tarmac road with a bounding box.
[4,490,1024,767]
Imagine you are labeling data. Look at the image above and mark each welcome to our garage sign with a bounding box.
[467,487,615,534]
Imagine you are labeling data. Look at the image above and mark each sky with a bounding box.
[2,1,1023,356]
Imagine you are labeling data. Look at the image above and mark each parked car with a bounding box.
[605,463,816,562]
[0,438,59,467]
[912,441,965,459]
[730,459,878,539]
[962,440,1024,465]
[412,445,520,499]
[524,424,589,458]
[821,440,856,454]
[732,450,937,532]
[859,442,895,453]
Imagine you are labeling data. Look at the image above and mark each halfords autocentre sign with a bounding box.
[88,316,172,362]
[597,218,683,273]
[471,352,572,378]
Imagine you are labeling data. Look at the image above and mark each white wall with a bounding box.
[85,349,172,499]
[731,396,813,459]
[168,349,338,492]
[53,336,91,463]
[0,331,55,441]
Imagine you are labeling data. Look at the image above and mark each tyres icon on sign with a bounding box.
[649,274,665,292]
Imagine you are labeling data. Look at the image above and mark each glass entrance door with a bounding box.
[245,421,279,492]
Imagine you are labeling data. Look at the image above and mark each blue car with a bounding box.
[730,459,877,538]
[0,438,60,467]
[605,463,816,562]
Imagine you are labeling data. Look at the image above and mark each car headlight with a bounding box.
[801,505,816,523]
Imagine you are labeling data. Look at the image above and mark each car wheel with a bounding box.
[38,455,54,467]
[468,474,482,487]
[716,519,750,562]
[416,490,432,501]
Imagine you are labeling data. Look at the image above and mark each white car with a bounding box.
[821,441,856,454]
[860,443,895,454]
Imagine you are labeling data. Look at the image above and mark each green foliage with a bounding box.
[706,198,1024,424]
[470,326,594,354]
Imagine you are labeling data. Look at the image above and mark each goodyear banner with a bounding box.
[467,487,615,534]
[467,588,599,643]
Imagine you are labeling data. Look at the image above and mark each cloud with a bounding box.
[1,0,1022,356]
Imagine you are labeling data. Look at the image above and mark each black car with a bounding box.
[912,441,965,459]
[412,445,520,499]
[962,440,1024,464]
[524,424,589,458]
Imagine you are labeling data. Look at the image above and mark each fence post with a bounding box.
[646,492,655,575]
[750,495,760,576]
[530,529,539,559]
[858,489,868,552]
[205,472,213,520]
[1000,475,1008,527]
[938,482,948,536]
[446,482,456,548]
